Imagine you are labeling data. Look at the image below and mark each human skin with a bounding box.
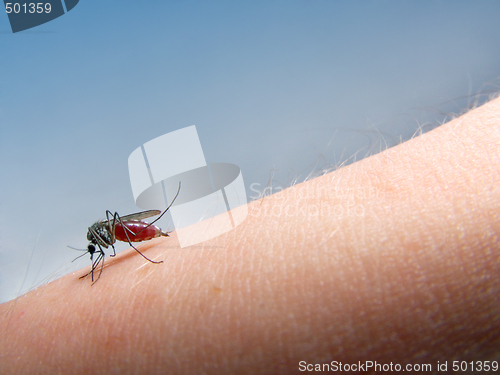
[1,98,500,374]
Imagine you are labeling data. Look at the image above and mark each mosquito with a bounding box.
[72,183,181,283]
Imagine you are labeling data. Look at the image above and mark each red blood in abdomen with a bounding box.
[114,221,161,242]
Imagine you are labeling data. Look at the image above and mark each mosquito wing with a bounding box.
[106,210,162,224]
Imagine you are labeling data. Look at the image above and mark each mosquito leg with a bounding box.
[105,210,118,256]
[106,210,143,254]
[128,242,163,264]
[104,212,118,258]
[80,232,108,281]
[113,213,163,264]
[107,211,138,238]
[91,255,96,282]
[92,251,105,284]
[79,251,102,279]
[91,251,102,282]
[107,211,141,259]
[79,252,94,279]
[135,182,181,236]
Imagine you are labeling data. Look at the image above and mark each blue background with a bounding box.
[1,1,500,302]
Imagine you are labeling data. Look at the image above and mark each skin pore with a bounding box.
[1,97,499,374]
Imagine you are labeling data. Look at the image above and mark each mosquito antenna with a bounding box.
[67,245,88,251]
[131,182,182,239]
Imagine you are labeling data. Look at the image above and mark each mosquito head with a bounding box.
[87,243,96,255]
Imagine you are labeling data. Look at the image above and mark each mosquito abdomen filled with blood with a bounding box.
[114,221,164,242]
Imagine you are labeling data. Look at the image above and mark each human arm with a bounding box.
[1,97,500,374]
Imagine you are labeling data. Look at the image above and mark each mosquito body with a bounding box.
[73,184,181,283]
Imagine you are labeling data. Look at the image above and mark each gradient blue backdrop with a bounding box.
[1,1,500,302]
